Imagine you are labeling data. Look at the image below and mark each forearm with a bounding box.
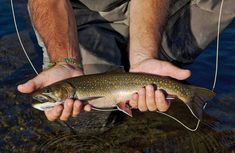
[129,0,169,66]
[29,0,80,62]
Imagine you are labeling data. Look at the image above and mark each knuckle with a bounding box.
[148,105,157,111]
[45,111,56,122]
[64,111,71,118]
[158,107,168,112]
[72,113,79,118]
[158,102,169,112]
[72,110,81,117]
[60,118,68,121]
[60,116,68,121]
[47,117,56,122]
[60,111,71,121]
[139,106,147,112]
[46,114,58,121]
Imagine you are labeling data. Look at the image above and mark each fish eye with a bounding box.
[43,88,52,93]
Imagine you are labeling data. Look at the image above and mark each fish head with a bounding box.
[32,82,74,111]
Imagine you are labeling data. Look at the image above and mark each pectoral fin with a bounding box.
[116,102,133,117]
[79,96,104,101]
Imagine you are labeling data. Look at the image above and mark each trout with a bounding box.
[32,72,215,119]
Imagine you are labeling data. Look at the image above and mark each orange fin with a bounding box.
[116,102,132,117]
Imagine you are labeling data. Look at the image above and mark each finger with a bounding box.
[146,85,157,111]
[84,104,92,112]
[72,100,82,117]
[138,87,147,112]
[164,62,191,80]
[17,80,39,93]
[155,90,170,112]
[17,75,46,93]
[60,99,73,121]
[45,105,63,121]
[129,93,138,109]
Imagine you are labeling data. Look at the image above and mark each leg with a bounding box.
[160,0,235,64]
[73,1,130,73]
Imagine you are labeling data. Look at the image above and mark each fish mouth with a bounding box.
[32,94,63,111]
[33,94,56,103]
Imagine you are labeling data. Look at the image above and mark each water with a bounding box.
[1,0,235,152]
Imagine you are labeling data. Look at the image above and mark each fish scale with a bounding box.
[32,72,215,120]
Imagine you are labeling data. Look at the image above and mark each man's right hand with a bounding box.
[17,63,91,121]
[129,58,191,112]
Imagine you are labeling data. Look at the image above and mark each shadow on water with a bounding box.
[0,0,235,152]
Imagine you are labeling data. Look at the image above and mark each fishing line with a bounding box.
[212,0,224,91]
[10,0,39,75]
[176,0,225,132]
[157,111,200,132]
[172,0,225,132]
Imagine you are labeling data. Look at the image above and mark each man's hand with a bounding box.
[17,63,91,121]
[129,58,191,112]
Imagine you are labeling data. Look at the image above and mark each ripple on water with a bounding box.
[33,111,235,153]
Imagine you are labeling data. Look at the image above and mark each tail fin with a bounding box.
[187,86,215,120]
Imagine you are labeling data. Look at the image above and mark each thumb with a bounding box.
[165,63,191,80]
[17,75,45,93]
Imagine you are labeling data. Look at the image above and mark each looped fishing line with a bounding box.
[10,0,224,131]
[212,0,224,91]
[10,0,39,75]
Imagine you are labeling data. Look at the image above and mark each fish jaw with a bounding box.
[32,101,64,111]
[32,92,63,111]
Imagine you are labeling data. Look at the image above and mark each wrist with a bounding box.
[46,57,83,71]
[56,62,84,75]
[129,50,157,68]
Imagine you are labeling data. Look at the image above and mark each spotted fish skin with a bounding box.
[71,73,191,107]
[32,72,215,119]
